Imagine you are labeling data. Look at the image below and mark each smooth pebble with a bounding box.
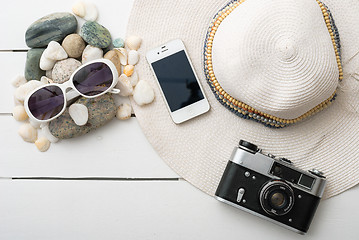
[83,2,98,21]
[52,58,82,83]
[44,41,68,61]
[40,76,53,84]
[25,12,77,48]
[80,21,111,48]
[35,137,51,152]
[12,105,28,121]
[125,36,142,50]
[39,54,56,71]
[128,50,139,65]
[12,75,27,88]
[25,48,46,80]
[82,45,103,64]
[123,65,134,77]
[62,34,86,58]
[69,103,89,126]
[18,123,38,143]
[116,103,132,120]
[132,80,155,106]
[116,74,133,97]
[113,38,125,48]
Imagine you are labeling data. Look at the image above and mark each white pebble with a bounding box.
[125,36,142,50]
[14,80,44,102]
[11,75,27,88]
[115,48,127,66]
[133,80,155,106]
[129,70,138,86]
[116,74,133,97]
[72,1,86,18]
[82,45,103,64]
[83,2,98,21]
[12,105,28,121]
[128,50,139,65]
[40,53,56,71]
[18,123,38,143]
[44,41,68,61]
[35,137,51,152]
[69,103,89,126]
[41,124,59,143]
[116,103,132,120]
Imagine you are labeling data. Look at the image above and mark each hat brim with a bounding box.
[127,0,359,198]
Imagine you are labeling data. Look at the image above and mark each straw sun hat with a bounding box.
[127,0,359,198]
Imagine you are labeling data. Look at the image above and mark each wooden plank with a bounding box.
[0,52,26,113]
[0,179,358,240]
[0,115,178,178]
[0,0,134,50]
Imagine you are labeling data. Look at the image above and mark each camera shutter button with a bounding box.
[237,188,245,202]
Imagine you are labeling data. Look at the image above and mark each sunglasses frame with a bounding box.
[24,58,119,123]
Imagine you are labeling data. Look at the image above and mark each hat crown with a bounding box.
[211,0,339,120]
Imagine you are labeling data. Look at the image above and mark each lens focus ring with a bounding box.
[260,181,294,216]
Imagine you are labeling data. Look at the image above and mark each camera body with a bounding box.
[215,140,326,234]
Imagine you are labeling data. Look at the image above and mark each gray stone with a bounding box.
[79,21,112,48]
[25,12,77,48]
[25,48,46,80]
[49,93,116,139]
[52,58,82,83]
[62,34,86,58]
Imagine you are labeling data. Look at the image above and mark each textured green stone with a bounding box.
[25,12,77,48]
[113,38,125,48]
[49,94,116,139]
[80,21,112,48]
[25,48,46,80]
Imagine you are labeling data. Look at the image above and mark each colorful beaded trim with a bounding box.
[203,0,342,128]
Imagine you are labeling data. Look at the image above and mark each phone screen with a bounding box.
[151,50,204,112]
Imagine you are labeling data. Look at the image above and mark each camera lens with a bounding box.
[260,181,294,216]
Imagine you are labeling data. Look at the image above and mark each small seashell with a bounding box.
[40,54,56,71]
[35,137,51,152]
[69,103,89,126]
[12,105,28,121]
[113,38,125,48]
[116,74,133,97]
[128,50,139,65]
[44,41,68,61]
[40,76,53,84]
[82,45,103,64]
[11,75,27,88]
[41,124,59,143]
[72,1,86,18]
[129,70,139,86]
[14,96,22,106]
[133,80,155,106]
[14,80,44,102]
[116,103,132,120]
[125,35,142,50]
[104,50,121,76]
[115,48,127,65]
[123,65,134,77]
[29,118,42,129]
[18,123,38,143]
[83,2,98,21]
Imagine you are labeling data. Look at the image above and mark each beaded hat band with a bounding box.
[203,0,342,128]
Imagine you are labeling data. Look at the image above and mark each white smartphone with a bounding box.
[146,39,210,124]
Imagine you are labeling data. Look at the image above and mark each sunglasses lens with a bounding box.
[73,62,113,96]
[28,86,65,121]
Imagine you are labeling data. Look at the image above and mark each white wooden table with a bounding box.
[1,1,358,239]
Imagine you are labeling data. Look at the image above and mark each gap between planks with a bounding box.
[5,177,182,181]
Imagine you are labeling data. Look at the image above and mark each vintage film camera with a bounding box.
[215,140,326,234]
